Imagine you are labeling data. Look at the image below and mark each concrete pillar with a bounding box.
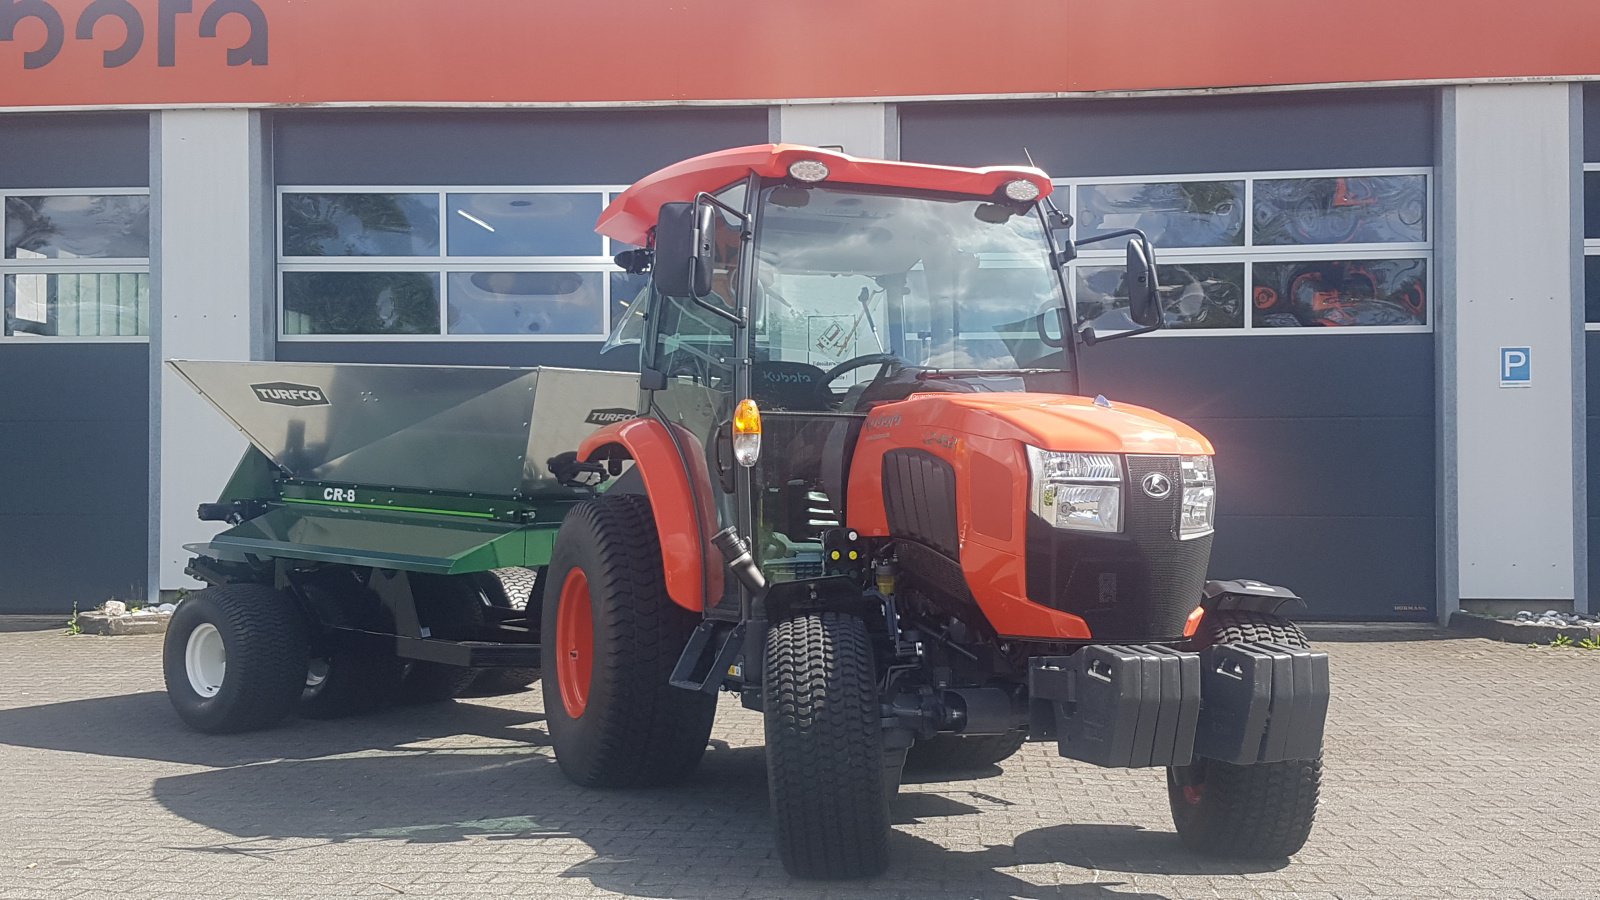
[1436,83,1587,621]
[772,103,896,159]
[148,109,274,598]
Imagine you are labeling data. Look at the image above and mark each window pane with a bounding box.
[282,193,440,257]
[1076,181,1244,248]
[4,273,149,337]
[1585,172,1600,241]
[446,271,603,336]
[1253,176,1426,245]
[5,195,150,259]
[446,193,603,257]
[1075,262,1245,331]
[1586,256,1600,323]
[282,272,440,335]
[1252,259,1426,327]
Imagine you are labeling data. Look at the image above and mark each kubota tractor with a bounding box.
[161,144,1327,881]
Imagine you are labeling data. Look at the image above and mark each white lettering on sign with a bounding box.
[322,488,357,502]
[1500,347,1532,388]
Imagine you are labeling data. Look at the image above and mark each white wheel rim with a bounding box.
[184,623,227,698]
[305,658,330,689]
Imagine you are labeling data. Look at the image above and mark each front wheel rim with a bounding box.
[184,622,227,698]
[555,568,595,718]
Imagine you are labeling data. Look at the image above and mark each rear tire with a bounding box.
[765,611,892,879]
[542,494,716,787]
[1168,609,1321,858]
[904,730,1027,773]
[163,583,309,734]
[299,646,404,719]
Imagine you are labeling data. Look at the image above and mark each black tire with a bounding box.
[299,645,404,719]
[765,611,891,879]
[904,730,1027,773]
[1168,609,1321,858]
[400,574,487,703]
[470,568,542,694]
[542,493,716,787]
[163,583,309,734]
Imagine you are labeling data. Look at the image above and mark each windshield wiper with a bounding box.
[913,368,1058,379]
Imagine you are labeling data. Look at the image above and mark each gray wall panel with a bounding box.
[1588,333,1600,602]
[1076,333,1434,620]
[0,113,149,188]
[274,108,769,185]
[899,89,1435,175]
[0,344,149,613]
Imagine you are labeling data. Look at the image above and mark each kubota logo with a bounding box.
[250,382,328,407]
[585,408,636,426]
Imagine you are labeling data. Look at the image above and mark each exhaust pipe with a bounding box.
[712,526,767,595]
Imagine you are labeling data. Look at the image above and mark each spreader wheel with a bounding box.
[163,583,309,734]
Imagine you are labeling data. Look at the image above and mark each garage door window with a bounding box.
[279,186,630,340]
[1064,168,1431,334]
[2,191,150,340]
[1583,167,1600,326]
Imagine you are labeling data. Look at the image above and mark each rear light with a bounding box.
[788,160,830,183]
[733,398,762,467]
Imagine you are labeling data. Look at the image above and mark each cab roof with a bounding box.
[594,143,1053,247]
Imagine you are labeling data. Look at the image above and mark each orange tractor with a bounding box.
[162,144,1327,881]
[555,145,1328,877]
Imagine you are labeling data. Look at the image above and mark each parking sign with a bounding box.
[1500,347,1531,388]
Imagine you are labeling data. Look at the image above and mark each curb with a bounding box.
[75,612,172,636]
[1448,611,1599,645]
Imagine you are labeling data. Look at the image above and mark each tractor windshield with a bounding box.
[751,183,1068,375]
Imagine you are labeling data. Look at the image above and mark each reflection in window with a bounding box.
[5,195,150,259]
[1585,172,1600,242]
[1076,181,1244,248]
[282,194,440,257]
[446,271,603,335]
[1076,263,1245,331]
[282,272,440,335]
[446,193,603,257]
[1252,259,1426,327]
[4,273,149,337]
[1254,176,1426,245]
[1585,257,1600,324]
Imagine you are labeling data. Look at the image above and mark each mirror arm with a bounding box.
[1072,226,1150,250]
[1078,321,1160,346]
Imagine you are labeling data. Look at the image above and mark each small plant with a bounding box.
[1551,634,1574,648]
[1579,635,1600,651]
[64,600,81,636]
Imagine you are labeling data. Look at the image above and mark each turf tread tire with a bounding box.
[402,574,487,702]
[299,649,404,719]
[1167,609,1321,859]
[542,494,716,788]
[163,583,309,734]
[470,568,542,694]
[764,611,891,880]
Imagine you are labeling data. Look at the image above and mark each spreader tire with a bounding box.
[470,568,542,694]
[299,646,404,719]
[765,611,892,880]
[163,583,309,734]
[542,494,715,787]
[1167,609,1321,858]
[400,574,487,702]
[905,730,1027,773]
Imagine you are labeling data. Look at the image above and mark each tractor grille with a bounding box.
[1024,454,1211,641]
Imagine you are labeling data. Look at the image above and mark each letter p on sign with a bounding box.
[1500,347,1531,388]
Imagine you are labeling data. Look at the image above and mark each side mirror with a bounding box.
[1125,238,1161,328]
[614,248,652,274]
[651,202,715,298]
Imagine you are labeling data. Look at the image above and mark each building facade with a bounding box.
[2,0,1597,623]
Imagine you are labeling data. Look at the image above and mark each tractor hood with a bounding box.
[872,392,1213,456]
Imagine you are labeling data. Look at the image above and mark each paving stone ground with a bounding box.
[1,622,1596,900]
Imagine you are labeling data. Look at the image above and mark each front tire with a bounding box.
[541,494,716,787]
[765,611,892,879]
[400,574,487,702]
[163,583,309,734]
[1167,610,1322,858]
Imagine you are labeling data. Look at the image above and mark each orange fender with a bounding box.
[579,417,719,612]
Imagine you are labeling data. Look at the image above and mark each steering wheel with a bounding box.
[817,353,907,409]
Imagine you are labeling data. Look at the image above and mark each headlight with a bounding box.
[1026,447,1122,533]
[1179,455,1215,540]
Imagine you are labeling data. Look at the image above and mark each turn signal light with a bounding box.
[733,398,762,467]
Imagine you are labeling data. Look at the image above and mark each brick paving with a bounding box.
[0,623,1596,900]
